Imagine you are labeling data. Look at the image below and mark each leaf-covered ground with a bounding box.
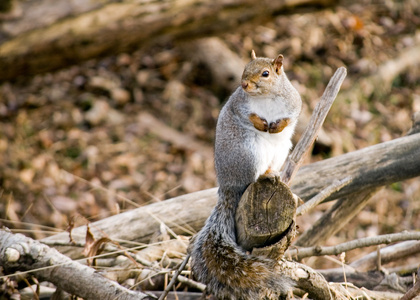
[0,0,419,276]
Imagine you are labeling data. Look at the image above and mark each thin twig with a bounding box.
[289,231,420,260]
[400,267,420,300]
[0,229,147,300]
[339,253,347,289]
[158,253,191,300]
[281,67,347,185]
[177,274,206,291]
[295,188,380,247]
[350,241,420,272]
[297,176,352,216]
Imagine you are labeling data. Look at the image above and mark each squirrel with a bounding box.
[189,51,302,299]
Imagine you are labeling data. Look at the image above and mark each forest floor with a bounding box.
[0,0,419,292]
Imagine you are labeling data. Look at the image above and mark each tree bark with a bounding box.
[0,229,150,300]
[43,187,218,258]
[350,241,420,272]
[0,0,336,81]
[294,112,420,247]
[290,232,420,260]
[295,187,381,246]
[278,260,337,299]
[2,228,339,300]
[316,241,420,274]
[291,132,420,202]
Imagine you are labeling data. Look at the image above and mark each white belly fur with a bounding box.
[251,124,295,179]
[247,96,296,178]
[248,96,290,123]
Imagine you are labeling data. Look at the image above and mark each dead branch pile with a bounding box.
[1,71,420,299]
[1,1,420,298]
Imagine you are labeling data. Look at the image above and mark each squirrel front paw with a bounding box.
[249,113,269,132]
[249,114,291,134]
[269,118,290,134]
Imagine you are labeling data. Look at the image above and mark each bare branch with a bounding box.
[332,282,403,300]
[350,241,420,272]
[158,254,191,300]
[289,232,420,260]
[277,260,338,299]
[296,176,352,216]
[177,274,206,291]
[295,188,381,247]
[400,268,420,300]
[295,112,420,247]
[292,132,420,203]
[281,67,347,184]
[0,229,150,300]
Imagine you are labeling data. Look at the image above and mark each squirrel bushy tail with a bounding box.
[189,186,292,299]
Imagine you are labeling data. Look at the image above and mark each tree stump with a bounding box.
[235,176,297,260]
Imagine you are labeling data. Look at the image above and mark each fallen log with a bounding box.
[42,131,420,258]
[0,229,150,300]
[294,112,420,247]
[0,0,336,81]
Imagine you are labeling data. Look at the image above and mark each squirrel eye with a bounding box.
[262,70,269,77]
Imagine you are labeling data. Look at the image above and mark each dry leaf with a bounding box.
[66,216,75,244]
[82,225,95,261]
[88,237,112,266]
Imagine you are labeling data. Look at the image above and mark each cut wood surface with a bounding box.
[0,0,336,81]
[42,132,420,258]
[235,177,296,252]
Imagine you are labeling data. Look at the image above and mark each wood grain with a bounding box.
[235,177,296,251]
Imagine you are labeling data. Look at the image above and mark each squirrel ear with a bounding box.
[251,50,257,60]
[273,54,284,74]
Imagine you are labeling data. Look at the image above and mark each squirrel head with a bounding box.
[241,51,284,96]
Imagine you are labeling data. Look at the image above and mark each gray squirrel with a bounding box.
[189,51,302,299]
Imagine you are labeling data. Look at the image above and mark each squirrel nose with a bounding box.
[241,82,248,89]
